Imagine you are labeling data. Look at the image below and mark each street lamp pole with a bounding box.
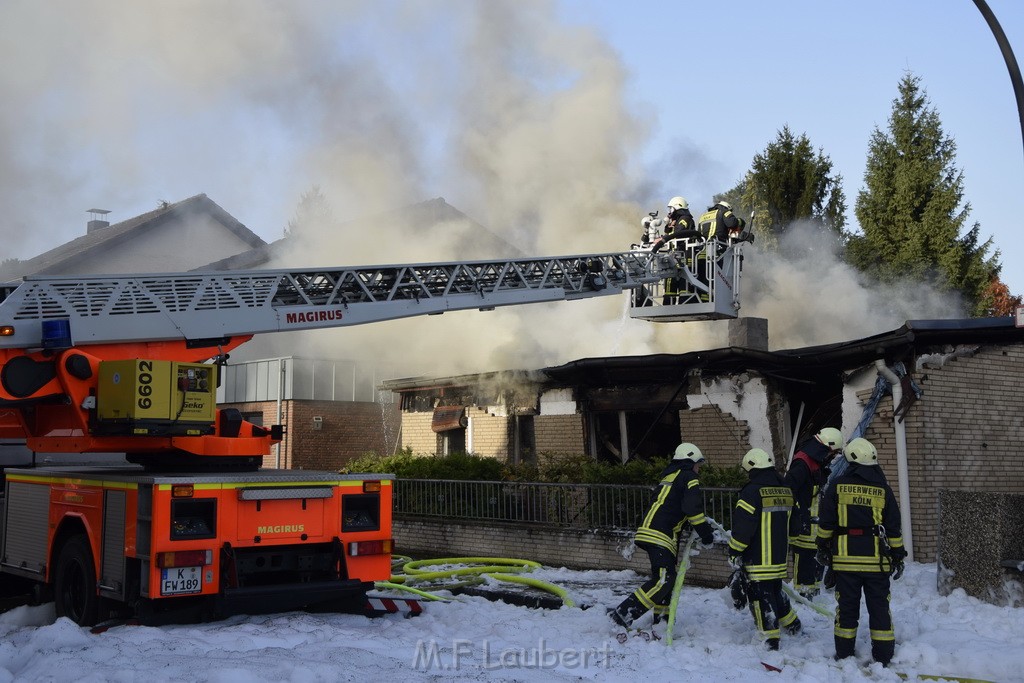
[973,0,1024,162]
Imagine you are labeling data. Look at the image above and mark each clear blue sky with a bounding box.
[2,0,1022,299]
[563,0,1024,296]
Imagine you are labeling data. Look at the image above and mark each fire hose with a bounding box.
[377,556,576,608]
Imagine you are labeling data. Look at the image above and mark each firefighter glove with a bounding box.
[727,553,743,569]
[889,547,907,581]
[815,538,832,567]
[728,570,748,610]
[698,529,715,548]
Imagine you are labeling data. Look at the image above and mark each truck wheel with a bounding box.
[54,535,99,626]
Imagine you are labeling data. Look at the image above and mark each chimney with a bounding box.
[728,317,769,351]
[87,208,111,233]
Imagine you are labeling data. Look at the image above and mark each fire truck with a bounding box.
[0,244,745,626]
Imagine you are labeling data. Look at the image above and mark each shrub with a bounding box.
[344,449,746,487]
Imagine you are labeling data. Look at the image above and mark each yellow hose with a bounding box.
[385,556,574,608]
[373,581,450,601]
[485,572,576,608]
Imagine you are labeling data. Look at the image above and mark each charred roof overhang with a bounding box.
[542,318,1022,389]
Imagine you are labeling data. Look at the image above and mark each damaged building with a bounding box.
[382,317,1024,568]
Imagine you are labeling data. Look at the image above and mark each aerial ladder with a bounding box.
[0,249,741,626]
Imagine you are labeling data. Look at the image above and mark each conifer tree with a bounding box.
[848,73,999,315]
[738,126,846,253]
[285,185,335,240]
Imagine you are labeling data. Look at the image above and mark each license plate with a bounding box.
[160,566,202,595]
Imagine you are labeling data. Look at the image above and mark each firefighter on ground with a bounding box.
[784,426,846,599]
[728,448,802,650]
[609,442,715,629]
[816,437,907,666]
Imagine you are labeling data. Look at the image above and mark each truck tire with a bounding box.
[54,534,99,626]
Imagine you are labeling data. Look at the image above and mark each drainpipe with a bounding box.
[618,411,629,464]
[275,359,285,469]
[875,360,914,561]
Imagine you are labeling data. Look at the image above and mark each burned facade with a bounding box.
[383,318,1024,565]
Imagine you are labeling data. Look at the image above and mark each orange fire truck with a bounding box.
[0,247,742,626]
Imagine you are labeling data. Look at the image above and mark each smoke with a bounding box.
[1,1,962,380]
[744,221,966,348]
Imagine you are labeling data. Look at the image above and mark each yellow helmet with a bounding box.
[667,196,688,211]
[741,448,773,471]
[673,442,704,463]
[843,437,878,465]
[815,427,845,450]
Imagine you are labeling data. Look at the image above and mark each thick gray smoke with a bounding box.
[744,221,965,348]
[2,1,961,379]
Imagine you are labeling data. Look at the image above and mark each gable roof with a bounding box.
[4,194,266,280]
[198,197,522,271]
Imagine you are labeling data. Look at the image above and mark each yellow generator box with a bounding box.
[97,360,217,434]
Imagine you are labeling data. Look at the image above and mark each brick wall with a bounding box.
[535,414,584,454]
[288,400,399,470]
[468,408,509,458]
[679,405,751,467]
[858,346,1024,563]
[394,518,733,589]
[226,399,400,470]
[402,412,437,455]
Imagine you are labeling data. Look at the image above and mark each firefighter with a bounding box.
[692,200,745,302]
[645,197,700,304]
[697,199,746,243]
[609,442,715,628]
[784,426,846,598]
[728,448,801,650]
[816,437,907,666]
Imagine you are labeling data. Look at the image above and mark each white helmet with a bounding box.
[667,196,688,211]
[843,437,878,465]
[741,448,773,472]
[717,200,733,211]
[815,427,845,450]
[673,442,704,463]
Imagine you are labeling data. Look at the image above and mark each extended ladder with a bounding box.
[0,252,690,349]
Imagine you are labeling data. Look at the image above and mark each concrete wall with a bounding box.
[394,518,732,589]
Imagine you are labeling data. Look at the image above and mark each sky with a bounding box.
[1,559,1021,682]
[2,0,1023,375]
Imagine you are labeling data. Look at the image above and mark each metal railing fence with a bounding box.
[393,479,738,531]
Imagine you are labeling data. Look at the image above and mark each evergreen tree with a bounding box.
[285,185,335,240]
[739,126,846,253]
[848,73,999,315]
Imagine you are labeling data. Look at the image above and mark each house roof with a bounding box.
[197,197,523,271]
[382,317,1024,392]
[541,317,1024,387]
[3,194,266,280]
